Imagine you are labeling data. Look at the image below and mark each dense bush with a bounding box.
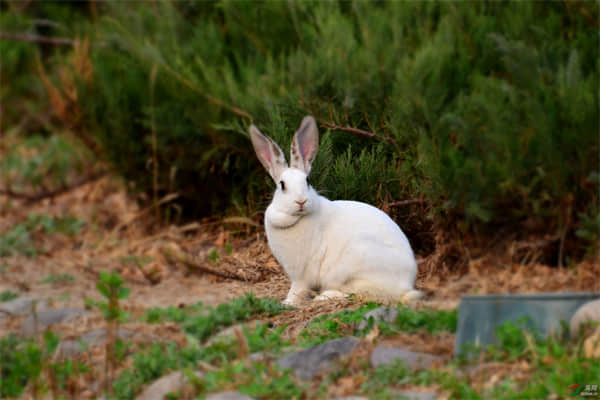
[2,1,598,259]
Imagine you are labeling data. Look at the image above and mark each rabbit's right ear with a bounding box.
[249,125,288,182]
[290,116,319,174]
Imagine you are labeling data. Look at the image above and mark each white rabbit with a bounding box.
[249,116,422,306]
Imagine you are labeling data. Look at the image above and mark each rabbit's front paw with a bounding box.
[282,297,300,306]
[314,290,346,301]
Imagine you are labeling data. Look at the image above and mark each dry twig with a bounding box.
[161,243,249,281]
[0,171,107,204]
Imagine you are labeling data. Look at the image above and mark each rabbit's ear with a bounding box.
[290,116,319,174]
[250,124,288,182]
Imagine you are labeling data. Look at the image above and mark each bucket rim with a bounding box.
[459,292,600,301]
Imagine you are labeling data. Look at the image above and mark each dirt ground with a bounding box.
[1,172,598,343]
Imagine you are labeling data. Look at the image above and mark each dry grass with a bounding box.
[1,164,598,338]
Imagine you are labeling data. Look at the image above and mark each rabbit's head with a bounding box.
[250,116,320,219]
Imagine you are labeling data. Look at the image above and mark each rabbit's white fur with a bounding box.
[250,116,422,306]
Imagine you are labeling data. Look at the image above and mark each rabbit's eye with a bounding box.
[280,180,286,191]
[306,177,310,186]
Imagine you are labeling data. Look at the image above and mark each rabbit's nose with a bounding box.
[296,199,307,206]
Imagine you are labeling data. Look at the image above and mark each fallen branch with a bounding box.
[110,192,180,235]
[162,243,249,281]
[221,216,262,228]
[388,198,425,207]
[0,171,107,204]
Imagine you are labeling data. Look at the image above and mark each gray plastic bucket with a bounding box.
[454,292,600,357]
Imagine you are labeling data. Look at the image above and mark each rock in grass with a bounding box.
[395,390,438,400]
[135,371,204,400]
[277,337,360,380]
[370,346,441,369]
[570,299,600,337]
[0,297,48,317]
[356,306,398,330]
[58,328,133,358]
[332,397,368,400]
[20,308,91,338]
[206,391,255,400]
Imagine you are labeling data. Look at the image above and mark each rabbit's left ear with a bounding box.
[290,116,319,174]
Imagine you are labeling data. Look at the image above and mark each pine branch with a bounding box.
[318,118,396,143]
[388,198,425,207]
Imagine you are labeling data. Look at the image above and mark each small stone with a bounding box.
[248,351,273,363]
[20,308,91,338]
[135,371,203,400]
[356,306,398,330]
[206,391,255,400]
[570,299,600,337]
[370,346,441,369]
[277,337,360,380]
[205,324,243,346]
[58,329,133,358]
[395,390,437,400]
[0,297,48,317]
[332,397,368,400]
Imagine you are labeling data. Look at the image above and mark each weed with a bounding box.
[299,303,379,346]
[0,331,73,398]
[300,303,457,346]
[0,214,84,257]
[145,293,288,341]
[112,342,183,399]
[207,249,220,263]
[379,304,457,335]
[0,290,18,302]
[201,362,305,399]
[0,135,88,192]
[41,273,75,285]
[87,270,130,394]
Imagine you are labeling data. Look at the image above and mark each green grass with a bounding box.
[145,293,289,341]
[0,290,18,302]
[358,319,599,400]
[0,214,84,257]
[0,332,65,398]
[380,304,458,335]
[299,303,458,346]
[2,293,595,400]
[41,273,75,285]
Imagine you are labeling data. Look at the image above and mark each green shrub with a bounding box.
[5,1,598,258]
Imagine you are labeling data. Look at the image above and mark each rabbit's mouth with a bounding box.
[294,208,308,216]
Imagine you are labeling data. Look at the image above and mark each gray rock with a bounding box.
[277,337,360,380]
[0,297,48,317]
[135,371,203,400]
[248,351,274,363]
[205,324,243,346]
[570,299,600,337]
[370,346,441,369]
[206,391,254,400]
[332,397,368,400]
[356,306,399,330]
[58,329,133,357]
[396,390,438,400]
[20,308,91,338]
